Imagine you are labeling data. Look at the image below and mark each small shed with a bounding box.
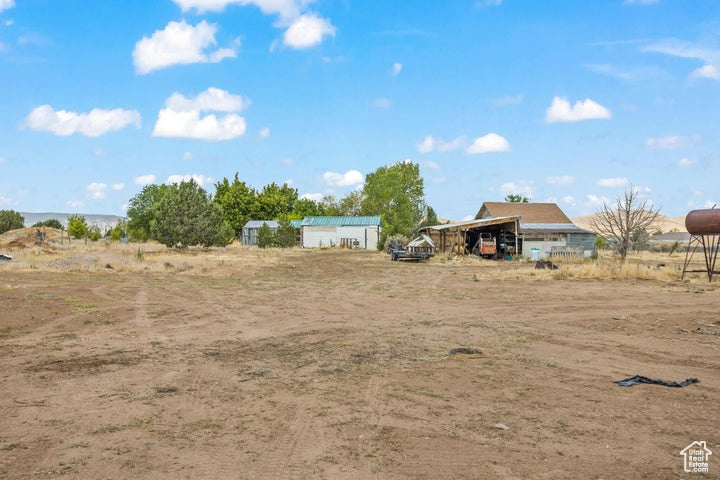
[241,220,302,246]
[300,216,381,249]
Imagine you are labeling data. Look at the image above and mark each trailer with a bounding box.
[389,234,436,261]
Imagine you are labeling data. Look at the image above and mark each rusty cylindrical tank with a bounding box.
[685,209,720,235]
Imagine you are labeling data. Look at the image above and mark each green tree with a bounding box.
[257,182,298,219]
[319,195,343,216]
[151,180,234,249]
[0,210,25,234]
[32,218,63,230]
[213,174,261,236]
[109,219,128,241]
[257,222,275,248]
[418,205,440,229]
[275,218,297,247]
[361,161,425,248]
[292,197,324,219]
[505,194,530,203]
[127,184,169,241]
[339,190,364,216]
[88,226,102,241]
[67,214,89,239]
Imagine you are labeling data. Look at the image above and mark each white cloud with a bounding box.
[133,20,237,75]
[165,173,213,187]
[416,135,466,154]
[392,62,402,75]
[421,160,440,170]
[545,96,611,123]
[0,0,14,13]
[153,87,248,141]
[432,177,448,184]
[300,192,323,202]
[491,94,523,106]
[645,135,697,149]
[67,200,84,209]
[111,183,125,191]
[86,182,108,200]
[173,0,303,20]
[691,64,720,80]
[562,195,576,206]
[705,200,718,209]
[547,175,574,186]
[677,157,697,168]
[283,14,335,49]
[260,127,270,138]
[500,180,534,196]
[166,87,249,112]
[372,97,391,109]
[462,214,474,221]
[323,170,364,187]
[466,133,510,154]
[585,194,610,208]
[24,105,141,137]
[0,156,7,164]
[283,179,293,186]
[0,194,15,206]
[596,177,628,188]
[643,39,720,81]
[134,174,157,185]
[183,151,194,160]
[280,157,295,166]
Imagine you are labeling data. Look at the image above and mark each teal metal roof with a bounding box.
[302,216,381,227]
[289,219,303,229]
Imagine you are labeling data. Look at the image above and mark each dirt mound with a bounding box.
[0,227,64,249]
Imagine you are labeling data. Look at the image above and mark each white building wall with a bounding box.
[523,240,565,260]
[302,225,380,249]
[302,227,336,248]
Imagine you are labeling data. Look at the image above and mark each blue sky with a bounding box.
[0,0,718,220]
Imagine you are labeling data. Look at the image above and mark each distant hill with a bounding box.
[572,213,687,234]
[21,212,126,233]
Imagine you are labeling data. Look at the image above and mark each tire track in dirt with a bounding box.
[134,285,150,328]
[360,375,386,479]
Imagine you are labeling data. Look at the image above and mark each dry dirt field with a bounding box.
[0,240,719,479]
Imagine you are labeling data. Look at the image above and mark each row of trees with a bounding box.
[125,161,435,249]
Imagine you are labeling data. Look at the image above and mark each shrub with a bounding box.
[32,218,63,230]
[257,222,275,248]
[0,210,25,234]
[275,218,297,248]
[67,215,89,239]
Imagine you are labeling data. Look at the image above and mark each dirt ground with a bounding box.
[0,246,718,479]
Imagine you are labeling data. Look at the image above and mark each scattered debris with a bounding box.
[615,375,699,388]
[449,347,483,356]
[0,253,12,261]
[534,260,558,270]
[493,423,509,430]
[612,314,630,320]
[154,386,178,395]
[692,327,720,337]
[105,263,113,269]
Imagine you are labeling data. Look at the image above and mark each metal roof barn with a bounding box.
[300,216,381,249]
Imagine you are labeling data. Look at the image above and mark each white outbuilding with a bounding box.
[300,216,381,249]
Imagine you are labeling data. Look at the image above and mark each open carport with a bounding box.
[420,215,520,256]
